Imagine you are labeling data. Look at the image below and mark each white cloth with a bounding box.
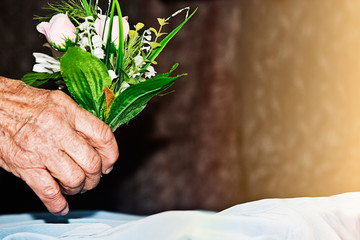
[1,192,360,239]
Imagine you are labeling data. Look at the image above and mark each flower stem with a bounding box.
[81,0,92,16]
[104,0,116,67]
[114,0,124,76]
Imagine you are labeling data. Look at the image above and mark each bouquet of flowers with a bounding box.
[22,0,196,131]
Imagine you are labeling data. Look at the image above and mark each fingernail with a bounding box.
[104,166,113,174]
[59,203,69,216]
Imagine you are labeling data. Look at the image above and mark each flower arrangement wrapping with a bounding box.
[22,0,196,131]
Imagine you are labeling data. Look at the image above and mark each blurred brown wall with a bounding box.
[238,0,360,201]
[1,0,360,215]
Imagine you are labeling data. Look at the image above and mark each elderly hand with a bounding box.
[0,77,119,215]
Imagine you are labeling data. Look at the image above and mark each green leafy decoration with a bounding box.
[104,0,117,68]
[114,0,125,76]
[60,47,111,119]
[106,64,185,131]
[143,9,197,72]
[34,0,96,22]
[21,72,62,87]
[119,104,146,125]
[80,0,92,16]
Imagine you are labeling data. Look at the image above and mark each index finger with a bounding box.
[21,168,69,216]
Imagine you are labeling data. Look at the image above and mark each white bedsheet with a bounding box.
[1,192,360,239]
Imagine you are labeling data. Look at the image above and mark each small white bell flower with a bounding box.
[145,66,156,79]
[92,35,103,48]
[108,70,118,80]
[134,55,143,67]
[120,82,130,92]
[32,52,60,73]
[94,48,105,59]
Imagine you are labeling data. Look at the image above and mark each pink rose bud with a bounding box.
[95,15,130,48]
[37,13,77,50]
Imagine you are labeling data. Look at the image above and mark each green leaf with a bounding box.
[120,104,146,125]
[60,47,112,119]
[104,0,116,67]
[21,72,62,87]
[106,64,185,131]
[144,9,197,71]
[150,27,158,36]
[150,42,161,49]
[81,0,92,16]
[114,0,125,76]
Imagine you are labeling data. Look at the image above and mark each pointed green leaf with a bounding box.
[60,47,111,119]
[144,9,197,71]
[120,104,146,125]
[114,0,125,75]
[21,72,62,87]
[81,0,92,16]
[106,67,185,131]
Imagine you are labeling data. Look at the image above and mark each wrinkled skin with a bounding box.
[0,77,119,215]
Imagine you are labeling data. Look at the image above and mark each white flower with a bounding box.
[92,35,103,48]
[119,81,130,92]
[134,55,143,67]
[143,30,152,41]
[94,48,105,59]
[79,37,89,48]
[141,46,151,52]
[108,70,118,80]
[79,22,89,31]
[32,52,60,73]
[141,31,152,52]
[128,70,140,78]
[79,16,94,31]
[145,66,156,79]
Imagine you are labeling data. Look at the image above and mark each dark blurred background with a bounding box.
[2,0,360,215]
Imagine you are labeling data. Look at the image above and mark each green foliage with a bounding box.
[105,64,186,131]
[123,32,143,79]
[34,0,97,22]
[104,0,117,68]
[60,47,112,119]
[114,1,125,77]
[103,0,125,88]
[25,1,196,132]
[144,9,197,72]
[21,72,62,87]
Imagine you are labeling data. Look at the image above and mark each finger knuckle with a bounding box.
[84,176,101,191]
[98,123,113,145]
[42,184,61,201]
[49,90,67,101]
[68,171,86,189]
[12,150,38,169]
[38,107,64,126]
[85,152,102,175]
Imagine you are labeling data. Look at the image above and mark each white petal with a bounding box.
[134,55,143,67]
[143,35,151,41]
[141,46,151,52]
[108,70,118,80]
[33,64,55,73]
[33,52,59,65]
[120,82,130,92]
[145,66,156,79]
[94,48,105,59]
